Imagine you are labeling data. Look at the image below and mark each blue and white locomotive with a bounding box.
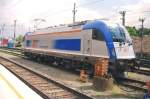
[23,20,135,75]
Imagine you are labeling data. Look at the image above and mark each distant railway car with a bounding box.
[0,40,1,47]
[2,38,8,47]
[23,20,135,75]
[7,39,14,48]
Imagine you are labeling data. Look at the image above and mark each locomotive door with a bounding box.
[83,30,92,55]
[32,40,38,48]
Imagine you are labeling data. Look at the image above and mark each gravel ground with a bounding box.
[0,51,146,99]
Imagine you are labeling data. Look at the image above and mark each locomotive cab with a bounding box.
[109,24,135,60]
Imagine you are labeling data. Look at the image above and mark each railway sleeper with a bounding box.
[29,80,49,85]
[12,71,39,78]
[13,70,31,74]
[38,85,60,91]
[120,83,147,92]
[22,75,39,79]
[48,94,76,99]
[122,81,145,87]
[24,76,45,80]
[45,89,64,94]
[35,84,52,88]
[8,68,24,72]
[47,91,73,97]
[48,95,76,99]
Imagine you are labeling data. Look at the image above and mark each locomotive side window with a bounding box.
[26,40,32,47]
[92,29,104,41]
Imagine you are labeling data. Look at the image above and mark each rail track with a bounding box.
[116,77,147,93]
[137,58,150,68]
[0,47,23,54]
[0,56,92,99]
[132,68,150,76]
[0,48,24,57]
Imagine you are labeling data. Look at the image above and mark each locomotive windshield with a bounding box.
[109,24,126,42]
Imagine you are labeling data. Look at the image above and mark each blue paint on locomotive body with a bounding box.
[54,39,81,51]
[83,20,116,60]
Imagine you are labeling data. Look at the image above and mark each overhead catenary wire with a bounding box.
[5,0,148,31]
[39,0,103,19]
[35,0,104,28]
[36,0,149,27]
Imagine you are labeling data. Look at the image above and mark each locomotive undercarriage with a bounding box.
[24,51,135,78]
[24,51,94,75]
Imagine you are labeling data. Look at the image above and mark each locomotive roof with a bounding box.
[27,20,90,35]
[26,20,122,36]
[30,25,82,36]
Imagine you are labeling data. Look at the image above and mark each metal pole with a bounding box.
[14,20,17,41]
[72,3,77,24]
[119,11,126,26]
[139,18,145,57]
[1,24,5,47]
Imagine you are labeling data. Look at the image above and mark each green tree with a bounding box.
[126,26,150,37]
[143,28,150,35]
[126,26,138,36]
[15,35,24,43]
[15,35,24,47]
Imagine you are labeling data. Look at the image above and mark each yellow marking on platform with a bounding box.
[0,74,24,99]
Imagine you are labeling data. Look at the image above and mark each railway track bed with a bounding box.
[0,56,92,99]
[116,77,147,93]
[0,48,24,57]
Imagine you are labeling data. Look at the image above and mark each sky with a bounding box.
[0,0,150,38]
